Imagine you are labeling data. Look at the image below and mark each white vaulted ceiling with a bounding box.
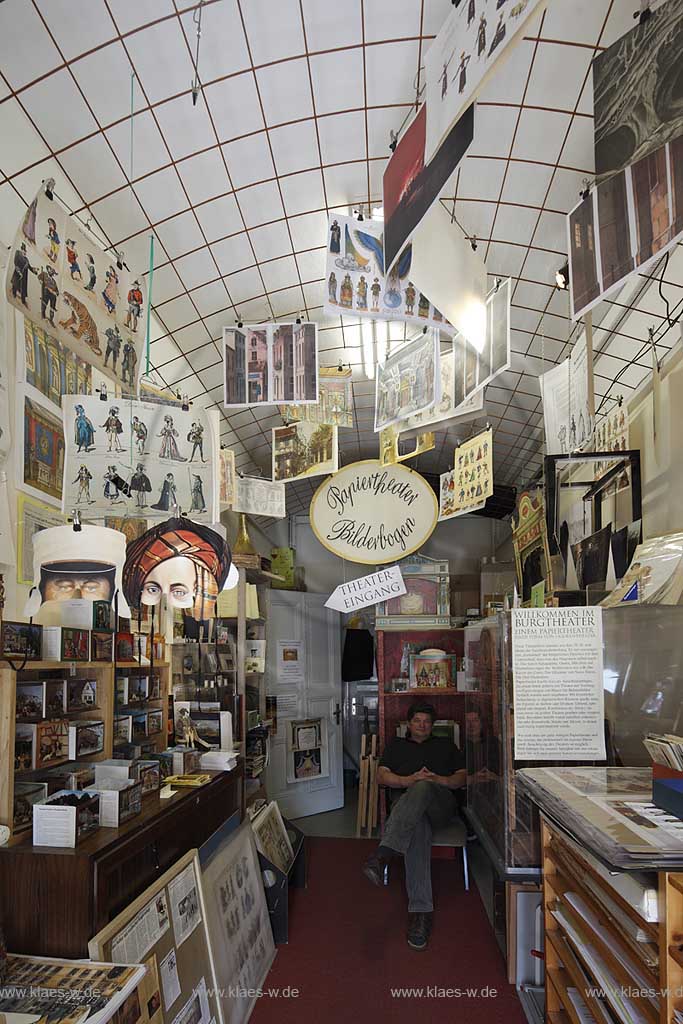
[0,0,681,515]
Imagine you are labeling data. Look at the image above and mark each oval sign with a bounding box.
[310,459,438,565]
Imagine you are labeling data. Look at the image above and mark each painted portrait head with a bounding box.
[123,516,231,620]
[24,525,131,624]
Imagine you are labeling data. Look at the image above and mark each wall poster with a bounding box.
[5,188,146,395]
[424,0,546,162]
[374,329,441,432]
[281,365,354,428]
[233,475,286,519]
[272,421,338,484]
[286,717,329,784]
[439,426,493,521]
[18,385,66,508]
[512,607,606,761]
[323,213,454,334]
[17,492,67,586]
[61,395,217,522]
[223,322,318,408]
[218,448,236,508]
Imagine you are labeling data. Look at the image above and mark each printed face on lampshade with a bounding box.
[140,556,201,609]
[40,562,115,603]
[122,516,232,620]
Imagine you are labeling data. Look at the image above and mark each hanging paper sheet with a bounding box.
[61,395,217,521]
[374,329,441,432]
[5,188,146,394]
[281,365,354,428]
[439,426,493,520]
[323,214,454,334]
[272,421,339,483]
[539,333,594,455]
[223,322,318,408]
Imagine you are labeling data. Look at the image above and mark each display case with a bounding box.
[465,606,683,878]
[113,660,170,758]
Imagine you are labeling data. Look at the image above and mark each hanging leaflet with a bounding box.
[512,607,606,761]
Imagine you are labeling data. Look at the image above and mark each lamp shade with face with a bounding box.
[122,516,232,620]
[24,524,131,624]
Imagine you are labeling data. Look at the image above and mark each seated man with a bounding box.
[363,701,466,951]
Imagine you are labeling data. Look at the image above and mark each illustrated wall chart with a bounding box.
[272,421,338,484]
[323,214,454,334]
[223,322,318,408]
[383,102,474,273]
[61,395,216,521]
[424,0,546,161]
[280,366,354,428]
[593,2,683,179]
[374,329,441,432]
[439,426,493,521]
[568,131,683,319]
[539,333,594,456]
[5,188,146,394]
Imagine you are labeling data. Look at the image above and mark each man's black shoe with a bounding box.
[407,911,433,950]
[362,854,389,887]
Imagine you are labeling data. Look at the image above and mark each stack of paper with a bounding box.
[643,732,683,770]
[200,749,238,771]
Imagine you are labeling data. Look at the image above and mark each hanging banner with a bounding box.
[223,322,318,408]
[539,332,594,455]
[383,103,474,274]
[374,329,441,432]
[325,566,406,613]
[439,427,493,521]
[568,131,683,320]
[280,366,354,428]
[323,214,454,334]
[5,188,146,395]
[593,2,683,180]
[61,395,217,521]
[310,459,438,565]
[423,0,546,162]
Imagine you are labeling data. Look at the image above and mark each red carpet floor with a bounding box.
[251,837,528,1024]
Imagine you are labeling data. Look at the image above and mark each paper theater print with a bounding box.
[6,188,146,394]
[272,421,339,484]
[439,427,493,521]
[61,395,216,522]
[324,214,453,334]
[280,366,354,429]
[123,516,232,621]
[23,315,93,408]
[223,322,318,408]
[233,475,286,519]
[21,390,65,507]
[24,523,131,624]
[424,0,546,161]
[374,328,440,432]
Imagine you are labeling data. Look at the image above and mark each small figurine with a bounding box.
[175,707,212,750]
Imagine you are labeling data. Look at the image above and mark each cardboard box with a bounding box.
[39,762,96,794]
[32,790,100,847]
[93,778,143,827]
[43,627,90,662]
[95,759,137,784]
[68,720,105,759]
[136,760,161,795]
[13,781,48,833]
[158,747,202,777]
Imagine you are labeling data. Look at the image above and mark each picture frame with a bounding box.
[92,600,113,631]
[90,630,114,663]
[408,652,456,689]
[69,720,105,758]
[147,709,163,735]
[66,677,98,712]
[251,801,294,874]
[61,628,89,662]
[1,620,43,662]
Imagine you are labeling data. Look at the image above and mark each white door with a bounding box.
[264,591,343,819]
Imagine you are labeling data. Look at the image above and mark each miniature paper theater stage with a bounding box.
[5,187,146,395]
[123,516,232,621]
[24,523,130,625]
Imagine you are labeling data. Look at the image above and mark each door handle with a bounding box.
[334,702,341,725]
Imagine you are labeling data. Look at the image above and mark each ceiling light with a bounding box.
[555,262,569,290]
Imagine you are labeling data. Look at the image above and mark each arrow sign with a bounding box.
[325,566,406,613]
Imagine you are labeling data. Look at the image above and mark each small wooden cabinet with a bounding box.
[0,767,243,957]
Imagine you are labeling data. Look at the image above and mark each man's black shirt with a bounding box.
[379,735,465,777]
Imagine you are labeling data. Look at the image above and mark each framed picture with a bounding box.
[114,715,132,743]
[251,801,294,874]
[147,709,163,735]
[61,628,89,662]
[1,620,43,662]
[116,632,134,661]
[66,677,98,711]
[92,600,112,631]
[409,652,456,689]
[91,630,114,662]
